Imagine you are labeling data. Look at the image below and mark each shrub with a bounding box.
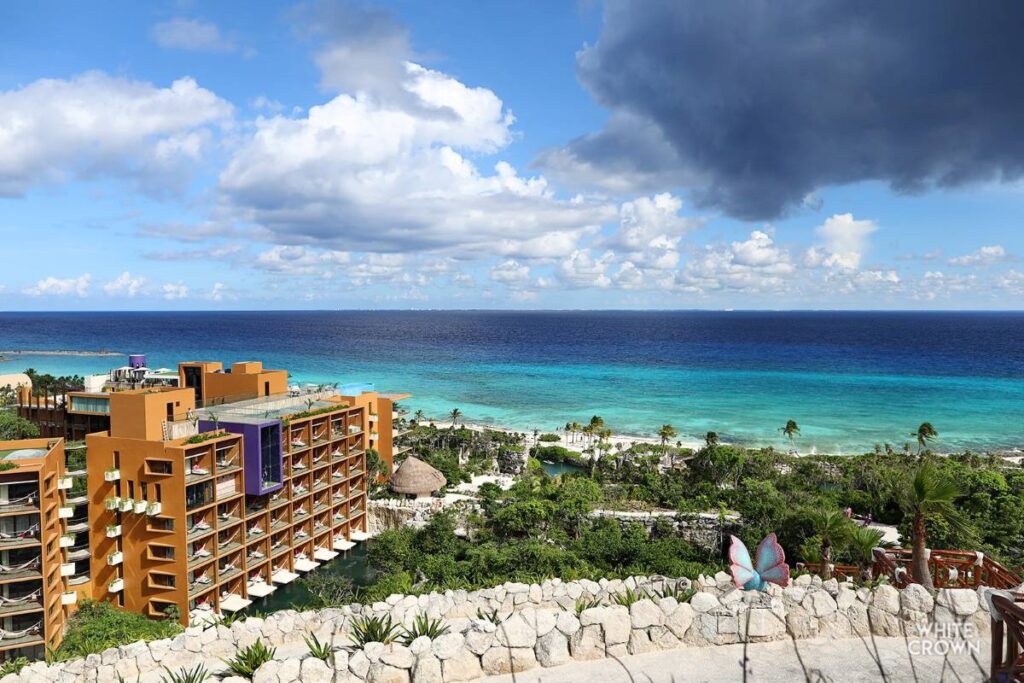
[303,633,334,662]
[160,664,209,683]
[222,641,276,679]
[0,658,28,676]
[350,614,401,647]
[401,614,450,645]
[651,583,695,603]
[56,600,183,660]
[476,607,501,624]
[611,587,645,607]
[538,434,561,442]
[575,597,603,615]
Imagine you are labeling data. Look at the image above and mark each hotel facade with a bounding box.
[3,358,409,658]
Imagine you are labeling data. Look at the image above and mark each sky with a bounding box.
[1,0,1023,311]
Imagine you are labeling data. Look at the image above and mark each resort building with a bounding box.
[0,438,78,662]
[69,360,406,628]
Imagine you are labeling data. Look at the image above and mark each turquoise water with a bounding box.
[1,311,1022,453]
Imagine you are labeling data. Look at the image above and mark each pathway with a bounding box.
[478,635,991,682]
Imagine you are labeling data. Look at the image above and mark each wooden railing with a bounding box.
[990,591,1024,683]
[799,548,1021,589]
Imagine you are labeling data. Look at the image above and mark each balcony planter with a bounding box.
[147,502,162,516]
[106,524,122,538]
[61,591,77,606]
[107,551,123,566]
[59,534,75,548]
[58,506,74,519]
[105,497,121,511]
[108,578,124,593]
[60,562,76,577]
[119,499,134,512]
[104,468,120,482]
[134,500,148,514]
[57,477,73,490]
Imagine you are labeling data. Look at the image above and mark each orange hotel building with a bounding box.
[0,359,409,654]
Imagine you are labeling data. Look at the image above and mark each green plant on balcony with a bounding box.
[184,431,226,445]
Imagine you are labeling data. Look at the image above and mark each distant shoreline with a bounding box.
[0,350,123,358]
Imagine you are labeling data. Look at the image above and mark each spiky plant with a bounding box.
[303,633,334,663]
[350,614,401,647]
[574,596,603,616]
[476,607,501,624]
[160,664,209,683]
[401,614,450,645]
[222,641,275,679]
[611,588,645,607]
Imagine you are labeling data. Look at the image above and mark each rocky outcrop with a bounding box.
[3,574,999,683]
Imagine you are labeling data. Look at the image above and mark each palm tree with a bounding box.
[449,408,462,429]
[847,526,885,581]
[911,422,938,455]
[806,508,851,579]
[705,431,719,448]
[900,463,971,591]
[413,409,425,425]
[657,424,678,447]
[564,422,573,443]
[780,420,800,450]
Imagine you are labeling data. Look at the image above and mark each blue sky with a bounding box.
[1,0,1022,310]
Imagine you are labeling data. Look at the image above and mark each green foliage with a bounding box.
[160,664,209,683]
[55,600,183,660]
[183,431,227,445]
[538,433,562,442]
[0,411,39,440]
[651,583,695,602]
[0,461,18,472]
[222,641,276,679]
[303,633,335,662]
[476,607,501,624]
[350,614,401,647]
[611,588,645,607]
[401,614,451,645]
[575,597,603,615]
[300,572,355,609]
[0,658,28,676]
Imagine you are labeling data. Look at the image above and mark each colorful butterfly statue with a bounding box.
[729,533,790,591]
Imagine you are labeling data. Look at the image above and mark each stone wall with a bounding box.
[5,573,1000,683]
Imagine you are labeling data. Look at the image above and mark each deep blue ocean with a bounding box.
[0,311,1021,453]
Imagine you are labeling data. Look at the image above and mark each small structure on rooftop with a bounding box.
[389,456,446,499]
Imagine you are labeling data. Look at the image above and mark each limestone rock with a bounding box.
[441,650,483,682]
[536,629,570,667]
[936,588,979,616]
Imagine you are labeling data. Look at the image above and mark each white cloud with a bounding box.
[161,282,189,300]
[998,270,1024,295]
[204,282,235,302]
[255,246,351,276]
[218,59,612,255]
[613,261,645,290]
[804,213,877,270]
[103,272,146,297]
[948,245,1009,266]
[559,249,615,288]
[490,260,531,287]
[23,274,92,297]
[913,271,977,300]
[0,73,232,196]
[151,18,252,56]
[680,231,795,293]
[609,193,700,271]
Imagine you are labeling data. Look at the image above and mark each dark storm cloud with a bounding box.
[544,0,1024,220]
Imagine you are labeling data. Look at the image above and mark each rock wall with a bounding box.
[367,501,417,535]
[6,573,1001,683]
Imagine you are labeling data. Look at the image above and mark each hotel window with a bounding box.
[141,482,148,499]
[155,484,162,502]
[113,451,120,468]
[128,481,135,499]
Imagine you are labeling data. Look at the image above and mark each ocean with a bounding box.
[0,310,1021,453]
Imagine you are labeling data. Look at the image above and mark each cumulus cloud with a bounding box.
[998,270,1024,295]
[543,0,1024,219]
[559,249,615,288]
[679,231,795,293]
[0,73,232,196]
[204,282,235,302]
[948,245,1010,266]
[255,245,351,276]
[490,260,531,287]
[103,272,146,297]
[161,282,189,300]
[23,274,92,297]
[151,18,252,55]
[218,2,611,257]
[804,213,878,270]
[608,193,699,271]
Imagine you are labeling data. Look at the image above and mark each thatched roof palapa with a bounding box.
[389,456,446,495]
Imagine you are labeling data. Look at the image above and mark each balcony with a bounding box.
[60,562,76,577]
[58,506,74,519]
[106,524,121,538]
[107,551,123,566]
[119,499,134,513]
[133,500,148,514]
[104,497,120,511]
[147,502,162,516]
[61,591,78,606]
[108,578,124,593]
[57,477,72,490]
[59,534,75,548]
[104,469,120,482]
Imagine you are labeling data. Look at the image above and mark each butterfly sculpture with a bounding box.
[729,533,790,591]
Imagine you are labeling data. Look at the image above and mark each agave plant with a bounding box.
[160,664,209,683]
[650,582,695,603]
[222,641,276,679]
[475,607,501,625]
[574,596,603,616]
[303,633,334,663]
[350,614,401,647]
[401,614,450,645]
[611,588,645,607]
